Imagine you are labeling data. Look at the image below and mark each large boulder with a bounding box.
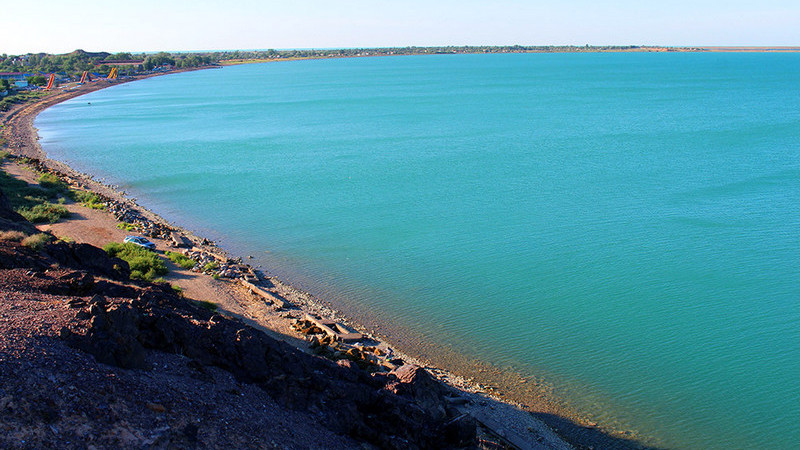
[67,296,147,369]
[44,241,130,280]
[385,364,447,421]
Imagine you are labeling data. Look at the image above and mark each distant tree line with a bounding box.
[1,45,649,77]
[0,49,214,79]
[209,45,646,61]
[0,45,657,88]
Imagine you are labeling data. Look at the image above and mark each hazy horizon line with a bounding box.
[4,44,800,56]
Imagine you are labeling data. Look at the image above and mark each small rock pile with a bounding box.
[13,155,50,173]
[216,262,250,279]
[107,201,174,239]
[293,318,403,372]
[178,248,257,280]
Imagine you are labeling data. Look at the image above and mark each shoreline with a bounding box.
[2,67,655,449]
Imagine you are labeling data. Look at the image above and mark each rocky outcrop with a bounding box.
[0,240,48,270]
[0,258,361,449]
[107,199,175,239]
[63,285,476,449]
[386,364,448,421]
[0,184,477,448]
[44,240,130,280]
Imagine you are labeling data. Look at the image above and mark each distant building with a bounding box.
[0,72,25,80]
[14,80,28,88]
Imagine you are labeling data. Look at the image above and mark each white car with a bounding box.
[124,235,156,250]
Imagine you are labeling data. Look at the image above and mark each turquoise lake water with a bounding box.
[36,53,800,449]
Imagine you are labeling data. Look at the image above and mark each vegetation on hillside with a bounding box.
[37,173,69,191]
[73,190,106,209]
[116,222,137,231]
[18,203,70,224]
[103,242,167,281]
[165,251,197,270]
[0,169,70,223]
[0,50,214,78]
[0,90,45,112]
[21,233,54,251]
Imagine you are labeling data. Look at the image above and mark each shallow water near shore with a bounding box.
[37,52,800,449]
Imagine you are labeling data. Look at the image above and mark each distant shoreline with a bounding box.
[700,46,800,52]
[1,66,214,156]
[5,45,798,75]
[202,45,800,66]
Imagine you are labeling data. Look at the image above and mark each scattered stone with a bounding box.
[145,403,166,413]
[169,232,192,248]
[65,298,86,308]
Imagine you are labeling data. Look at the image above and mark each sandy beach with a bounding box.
[0,69,658,449]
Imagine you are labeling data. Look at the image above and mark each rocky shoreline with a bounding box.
[4,158,587,449]
[0,71,654,449]
[0,195,474,448]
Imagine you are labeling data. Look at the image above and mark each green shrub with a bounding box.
[171,284,184,295]
[37,173,69,193]
[21,233,53,251]
[117,222,137,231]
[202,261,219,273]
[1,169,60,207]
[18,203,70,223]
[103,242,167,282]
[0,169,71,225]
[0,230,27,242]
[73,190,106,209]
[165,251,197,269]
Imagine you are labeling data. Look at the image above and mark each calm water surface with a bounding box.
[37,53,800,449]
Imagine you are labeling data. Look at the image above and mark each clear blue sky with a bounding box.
[3,0,799,54]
